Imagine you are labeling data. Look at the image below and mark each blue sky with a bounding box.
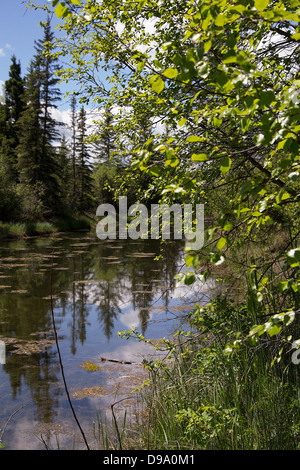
[0,1,50,83]
[0,0,76,112]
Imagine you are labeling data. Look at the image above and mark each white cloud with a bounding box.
[0,44,14,58]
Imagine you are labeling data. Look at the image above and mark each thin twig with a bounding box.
[111,397,134,450]
[0,402,31,443]
[50,252,90,450]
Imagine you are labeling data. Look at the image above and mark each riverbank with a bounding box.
[0,216,94,241]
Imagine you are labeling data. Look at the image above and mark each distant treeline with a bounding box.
[0,19,155,225]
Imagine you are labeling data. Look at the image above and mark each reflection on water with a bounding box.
[0,232,212,449]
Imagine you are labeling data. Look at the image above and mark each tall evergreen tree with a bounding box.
[70,94,77,205]
[57,134,73,211]
[16,19,63,219]
[0,55,24,183]
[34,18,62,147]
[93,106,117,165]
[33,18,63,214]
[16,60,45,219]
[5,55,24,125]
[76,106,93,212]
[92,106,119,204]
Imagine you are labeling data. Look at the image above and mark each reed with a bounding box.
[134,304,300,450]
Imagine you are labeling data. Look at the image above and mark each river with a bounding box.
[0,230,213,450]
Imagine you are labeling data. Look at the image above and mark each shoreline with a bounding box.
[0,217,95,242]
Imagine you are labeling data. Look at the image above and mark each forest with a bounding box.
[0,18,135,237]
[1,0,300,450]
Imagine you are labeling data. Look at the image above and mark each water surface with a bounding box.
[0,231,212,449]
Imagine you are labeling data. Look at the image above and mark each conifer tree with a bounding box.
[33,18,62,213]
[70,94,77,205]
[16,19,63,218]
[93,106,117,165]
[16,60,45,219]
[0,55,24,183]
[76,106,93,212]
[92,106,119,204]
[57,134,73,211]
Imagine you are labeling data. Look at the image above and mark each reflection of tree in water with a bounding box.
[68,255,91,355]
[0,237,78,426]
[97,280,121,340]
[0,234,184,427]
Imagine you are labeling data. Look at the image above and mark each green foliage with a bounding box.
[26,0,300,448]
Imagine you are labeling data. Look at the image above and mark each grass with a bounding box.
[0,216,92,240]
[129,303,300,450]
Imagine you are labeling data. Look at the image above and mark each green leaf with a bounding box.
[192,153,207,162]
[267,324,281,337]
[55,4,70,18]
[71,0,82,4]
[260,90,275,107]
[249,324,265,337]
[254,0,269,11]
[150,76,165,94]
[163,68,179,79]
[149,165,161,177]
[215,14,226,27]
[186,135,202,142]
[217,237,227,250]
[220,156,232,175]
[185,254,195,267]
[184,272,196,285]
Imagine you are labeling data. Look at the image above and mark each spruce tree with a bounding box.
[92,106,119,204]
[5,55,24,125]
[33,18,63,214]
[0,55,24,183]
[16,19,63,219]
[16,60,45,219]
[57,134,73,212]
[34,18,62,149]
[70,94,77,205]
[93,106,117,165]
[76,106,93,212]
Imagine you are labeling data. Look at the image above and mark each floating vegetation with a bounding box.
[127,252,156,258]
[9,290,29,294]
[172,304,195,311]
[0,336,55,355]
[72,386,113,399]
[132,290,152,294]
[79,360,100,372]
[73,280,102,284]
